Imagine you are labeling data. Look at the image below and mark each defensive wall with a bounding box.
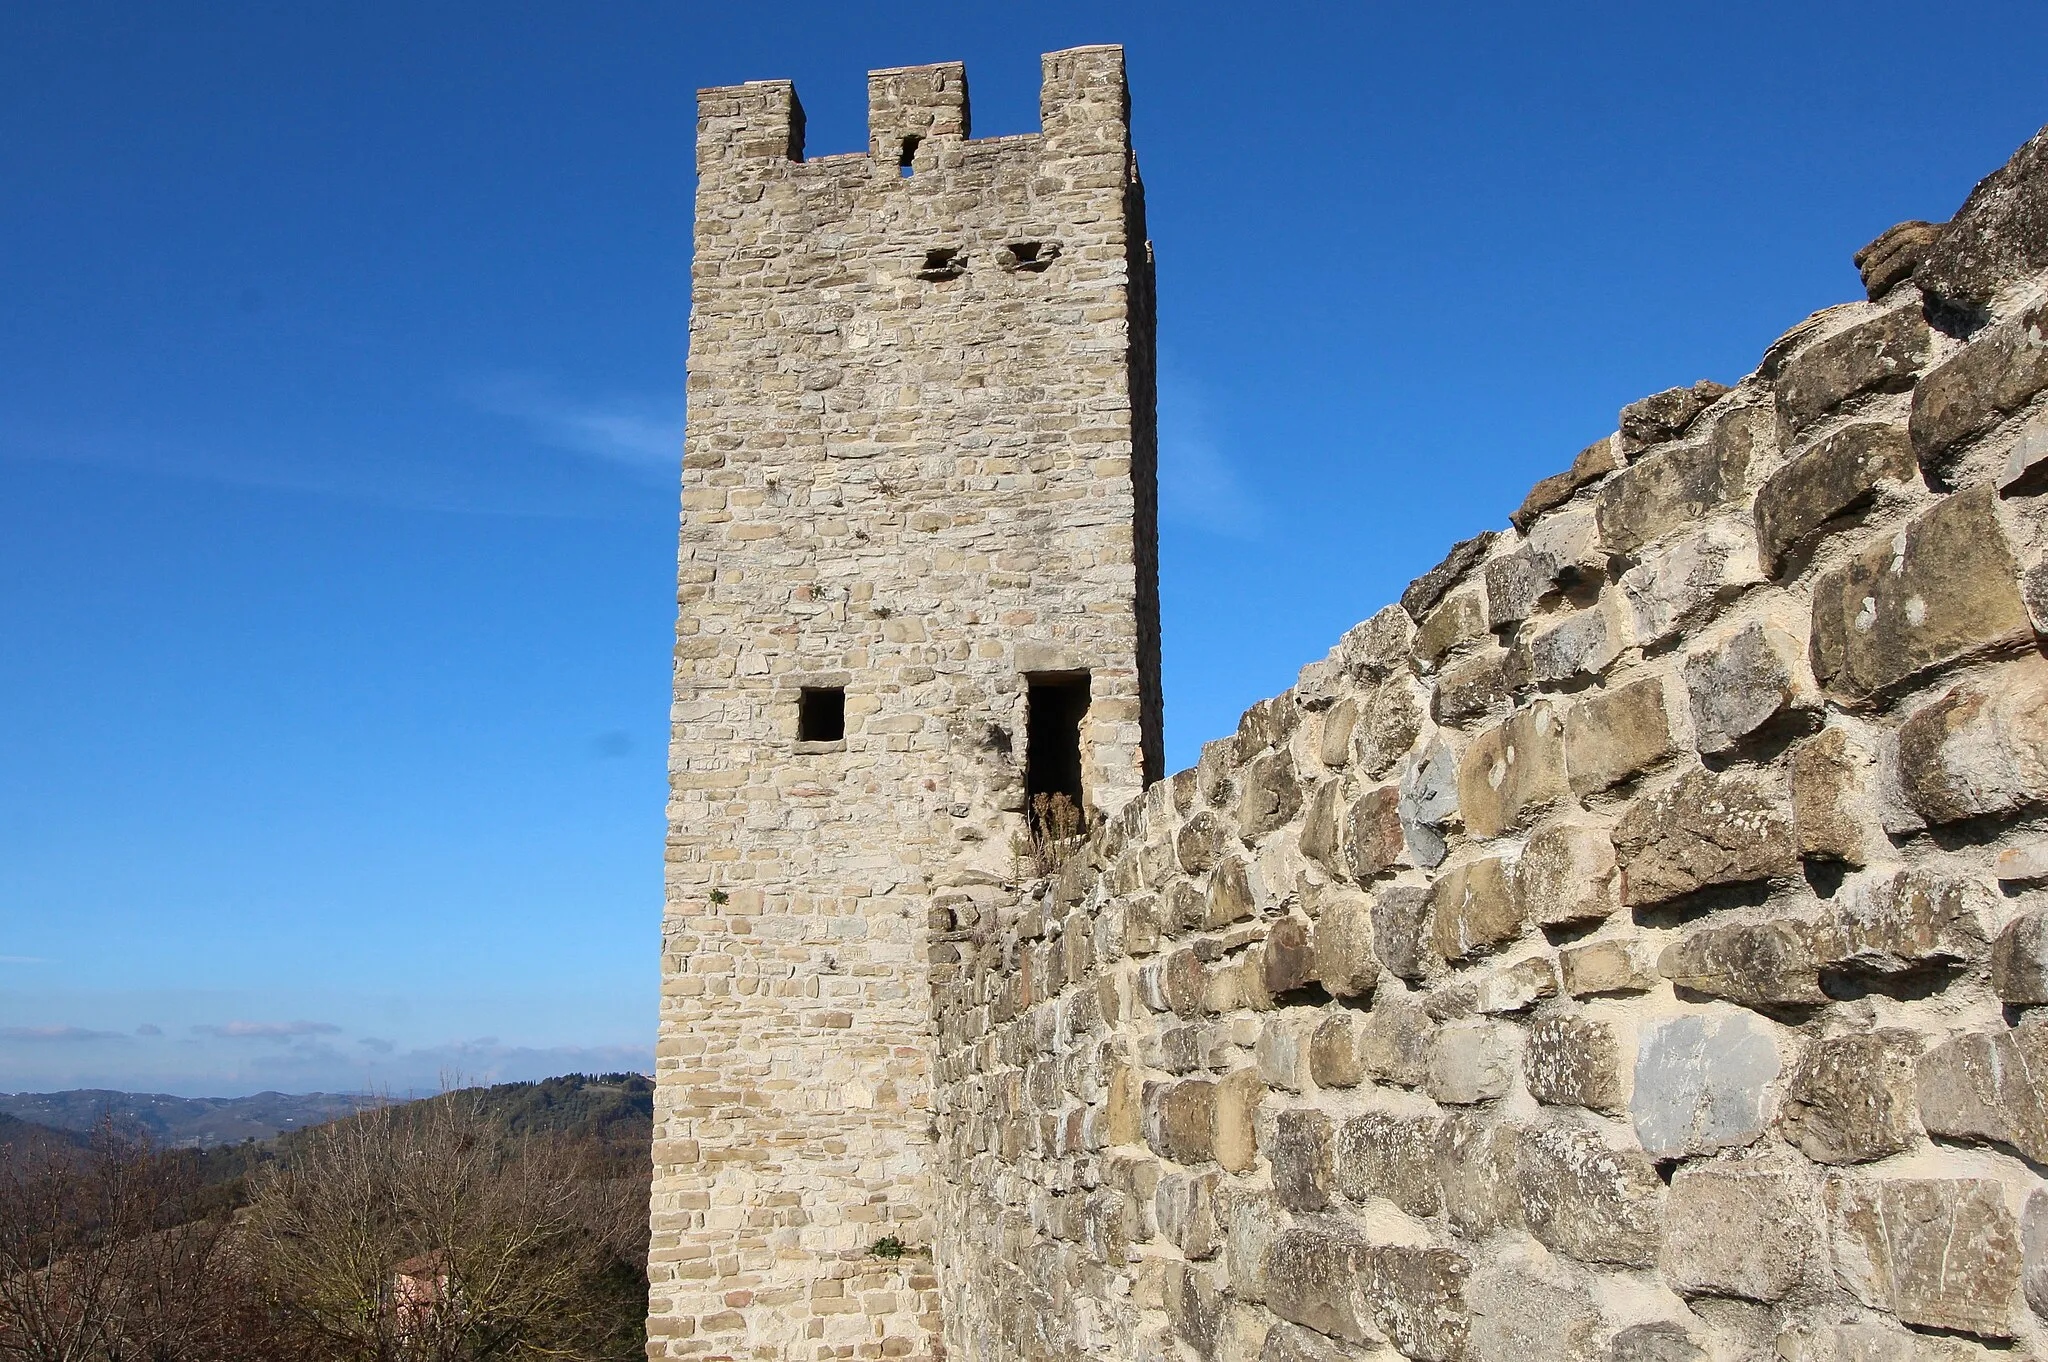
[926,129,2048,1361]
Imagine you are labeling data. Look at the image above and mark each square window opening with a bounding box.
[798,687,845,743]
[1026,672,1089,835]
[898,135,920,177]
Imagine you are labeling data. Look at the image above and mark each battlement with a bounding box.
[695,44,1130,178]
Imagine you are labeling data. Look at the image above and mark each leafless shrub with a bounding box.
[1013,791,1086,882]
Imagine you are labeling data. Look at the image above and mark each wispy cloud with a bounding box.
[136,1024,164,1037]
[0,956,50,965]
[194,1020,342,1040]
[3,1025,125,1043]
[465,375,682,475]
[1158,363,1264,539]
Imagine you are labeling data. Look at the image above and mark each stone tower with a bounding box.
[650,46,1160,1360]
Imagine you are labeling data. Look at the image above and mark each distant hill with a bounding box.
[0,1089,371,1148]
[0,1111,89,1169]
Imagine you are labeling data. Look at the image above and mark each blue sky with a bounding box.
[3,1,2043,1097]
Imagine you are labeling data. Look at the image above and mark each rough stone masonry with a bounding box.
[655,46,2048,1362]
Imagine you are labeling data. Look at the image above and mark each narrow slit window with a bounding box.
[1025,672,1089,832]
[898,135,920,178]
[797,687,845,743]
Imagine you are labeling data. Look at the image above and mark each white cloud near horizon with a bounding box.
[3,1025,127,1043]
[193,1020,343,1040]
[1157,362,1265,539]
[465,375,683,475]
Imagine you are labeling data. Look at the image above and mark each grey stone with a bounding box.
[1883,655,2048,832]
[1775,299,1932,436]
[1340,605,1418,682]
[1620,380,1731,454]
[1259,1322,1379,1362]
[1683,619,1808,755]
[1412,583,1488,670]
[1631,1010,1782,1158]
[1427,1020,1514,1105]
[1518,1118,1664,1267]
[1165,1260,1230,1360]
[1403,530,1499,620]
[1822,867,1992,976]
[1791,728,1878,865]
[1854,219,1942,301]
[1910,296,2048,474]
[1178,809,1228,873]
[1915,1020,2048,1163]
[1358,987,1430,1087]
[1309,1011,1368,1088]
[1356,674,1427,776]
[1917,123,2048,311]
[1239,750,1303,843]
[1754,420,1917,576]
[1264,1224,1376,1346]
[1566,677,1682,797]
[1429,855,1523,963]
[1351,1245,1470,1362]
[1514,819,1621,927]
[1993,908,2048,1004]
[1829,1175,2025,1338]
[1515,435,1622,532]
[1663,1156,1824,1300]
[1610,1322,1709,1362]
[1335,1107,1443,1217]
[1995,841,2048,884]
[1560,937,1660,996]
[1529,603,1623,686]
[1598,404,1764,554]
[1217,1182,1284,1305]
[1312,891,1380,999]
[1434,1111,1524,1235]
[1811,485,2032,705]
[1614,766,1799,907]
[2001,409,2048,492]
[1459,702,1570,839]
[1660,918,1825,1007]
[1434,645,1532,726]
[1466,1245,1604,1362]
[1486,513,1603,629]
[1146,1077,1216,1164]
[1617,520,1764,647]
[1156,1170,1222,1260]
[1268,1108,1333,1212]
[1524,1013,1626,1111]
[1206,855,1260,928]
[1778,1029,1922,1165]
[2024,1187,2047,1320]
[1371,883,1436,983]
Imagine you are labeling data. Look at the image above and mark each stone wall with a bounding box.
[929,128,2048,1362]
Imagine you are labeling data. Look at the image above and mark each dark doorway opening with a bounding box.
[797,687,845,743]
[1026,672,1089,832]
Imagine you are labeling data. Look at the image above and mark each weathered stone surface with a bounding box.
[1775,300,1932,436]
[1239,750,1304,843]
[1773,1323,1987,1362]
[1883,655,2048,831]
[1829,1176,2025,1338]
[1518,1119,1663,1267]
[1598,405,1762,555]
[1471,954,1558,1015]
[1486,513,1603,628]
[1413,583,1489,670]
[1617,521,1764,646]
[1344,786,1404,882]
[1403,530,1499,620]
[1529,602,1624,687]
[1263,915,1316,997]
[1397,738,1460,869]
[1514,819,1621,927]
[1340,604,1418,682]
[1359,988,1431,1087]
[1917,124,2048,310]
[1524,1013,1626,1111]
[1353,1245,1471,1362]
[1683,619,1808,755]
[1915,1021,2048,1163]
[1147,1077,1216,1164]
[2003,409,2048,492]
[1791,727,1879,864]
[2025,1187,2048,1321]
[1609,1322,1709,1362]
[1632,1010,1782,1158]
[1460,703,1570,839]
[1210,1069,1263,1175]
[1217,1182,1284,1305]
[1207,855,1260,928]
[1811,486,2032,704]
[1165,1260,1230,1358]
[1259,1322,1378,1362]
[1313,892,1380,999]
[1614,767,1798,907]
[1264,1224,1376,1346]
[1434,1112,1523,1235]
[1426,1020,1514,1104]
[1620,380,1731,454]
[1660,918,1825,1007]
[1910,296,2048,472]
[1663,1156,1824,1301]
[1560,937,1660,996]
[1319,696,1358,767]
[1997,842,2048,883]
[1237,693,1302,761]
[1178,809,1228,873]
[1336,1108,1443,1216]
[1822,867,1991,975]
[1157,1170,1222,1260]
[1371,884,1436,984]
[1309,1011,1368,1088]
[1778,1029,1922,1164]
[1993,908,2048,1004]
[1299,778,1343,875]
[1566,677,1681,796]
[1434,646,1532,726]
[1514,435,1621,531]
[1429,855,1523,963]
[1855,220,1942,301]
[1355,674,1427,777]
[1466,1245,1604,1362]
[1268,1108,1333,1212]
[1755,421,1917,575]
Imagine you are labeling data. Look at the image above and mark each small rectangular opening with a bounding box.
[797,687,845,743]
[898,134,920,178]
[1026,672,1089,832]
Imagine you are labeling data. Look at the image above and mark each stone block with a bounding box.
[1426,1019,1514,1104]
[1614,767,1798,907]
[1318,697,1357,767]
[1660,918,1825,1007]
[1683,618,1810,755]
[1429,855,1523,963]
[1256,1014,1315,1092]
[1258,1322,1380,1362]
[1434,1111,1524,1235]
[1917,125,2048,309]
[1240,750,1304,843]
[1778,1029,1922,1165]
[1811,485,2032,704]
[1565,677,1682,797]
[1298,778,1343,876]
[1335,1108,1444,1216]
[1147,1078,1216,1165]
[1309,1011,1368,1088]
[1621,381,1730,453]
[1515,819,1622,927]
[1357,675,1426,777]
[1413,584,1488,670]
[1217,1182,1284,1306]
[1354,1245,1470,1362]
[1262,916,1315,997]
[1822,867,1991,976]
[1996,841,2048,884]
[1486,512,1603,628]
[1518,1119,1663,1267]
[1398,737,1459,863]
[1358,988,1431,1087]
[1663,1156,1824,1301]
[1560,937,1660,996]
[1915,1020,2048,1163]
[1263,1225,1376,1346]
[1342,604,1420,681]
[1993,908,2048,1004]
[1754,420,1916,575]
[1403,530,1498,620]
[1471,954,1558,1014]
[1344,786,1404,881]
[2002,408,2048,492]
[1632,1009,1781,1158]
[1598,403,1765,555]
[1617,520,1764,647]
[1791,728,1879,864]
[1829,1176,2025,1339]
[1312,891,1380,999]
[1610,1322,1710,1362]
[1515,435,1621,531]
[1882,655,2048,832]
[1268,1108,1334,1212]
[1524,1013,1627,1111]
[1529,600,1625,687]
[1178,810,1228,873]
[1775,299,1932,434]
[1370,883,1435,984]
[1460,702,1570,839]
[2025,1188,2048,1321]
[1434,645,1531,726]
[1855,219,1942,301]
[1212,1069,1264,1173]
[1207,856,1260,928]
[1156,1170,1222,1260]
[1466,1245,1604,1362]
